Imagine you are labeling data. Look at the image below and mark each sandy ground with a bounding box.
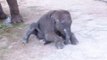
[0,0,107,60]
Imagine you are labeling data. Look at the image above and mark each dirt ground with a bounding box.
[0,0,107,60]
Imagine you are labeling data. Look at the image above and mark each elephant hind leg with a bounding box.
[32,23,44,39]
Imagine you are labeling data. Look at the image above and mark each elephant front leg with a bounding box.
[70,32,78,45]
[7,0,23,23]
[63,28,78,45]
[44,33,64,49]
[0,4,7,19]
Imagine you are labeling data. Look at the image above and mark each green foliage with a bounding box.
[0,24,9,30]
[0,23,27,34]
[0,24,10,33]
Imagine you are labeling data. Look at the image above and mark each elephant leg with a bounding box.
[23,28,35,43]
[23,23,37,43]
[6,0,23,23]
[33,27,44,40]
[70,32,78,45]
[44,33,64,49]
[0,4,7,19]
[65,27,78,45]
[63,28,78,45]
[36,31,44,39]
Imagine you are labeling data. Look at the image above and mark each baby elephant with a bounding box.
[23,10,78,49]
[51,10,78,45]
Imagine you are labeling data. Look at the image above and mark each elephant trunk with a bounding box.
[63,28,71,44]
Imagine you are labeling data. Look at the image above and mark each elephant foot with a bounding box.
[3,17,12,27]
[0,13,7,19]
[71,39,78,45]
[11,15,23,24]
[69,32,79,45]
[64,40,70,45]
[70,36,79,45]
[55,42,64,49]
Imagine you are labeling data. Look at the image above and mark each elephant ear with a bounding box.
[50,11,60,24]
